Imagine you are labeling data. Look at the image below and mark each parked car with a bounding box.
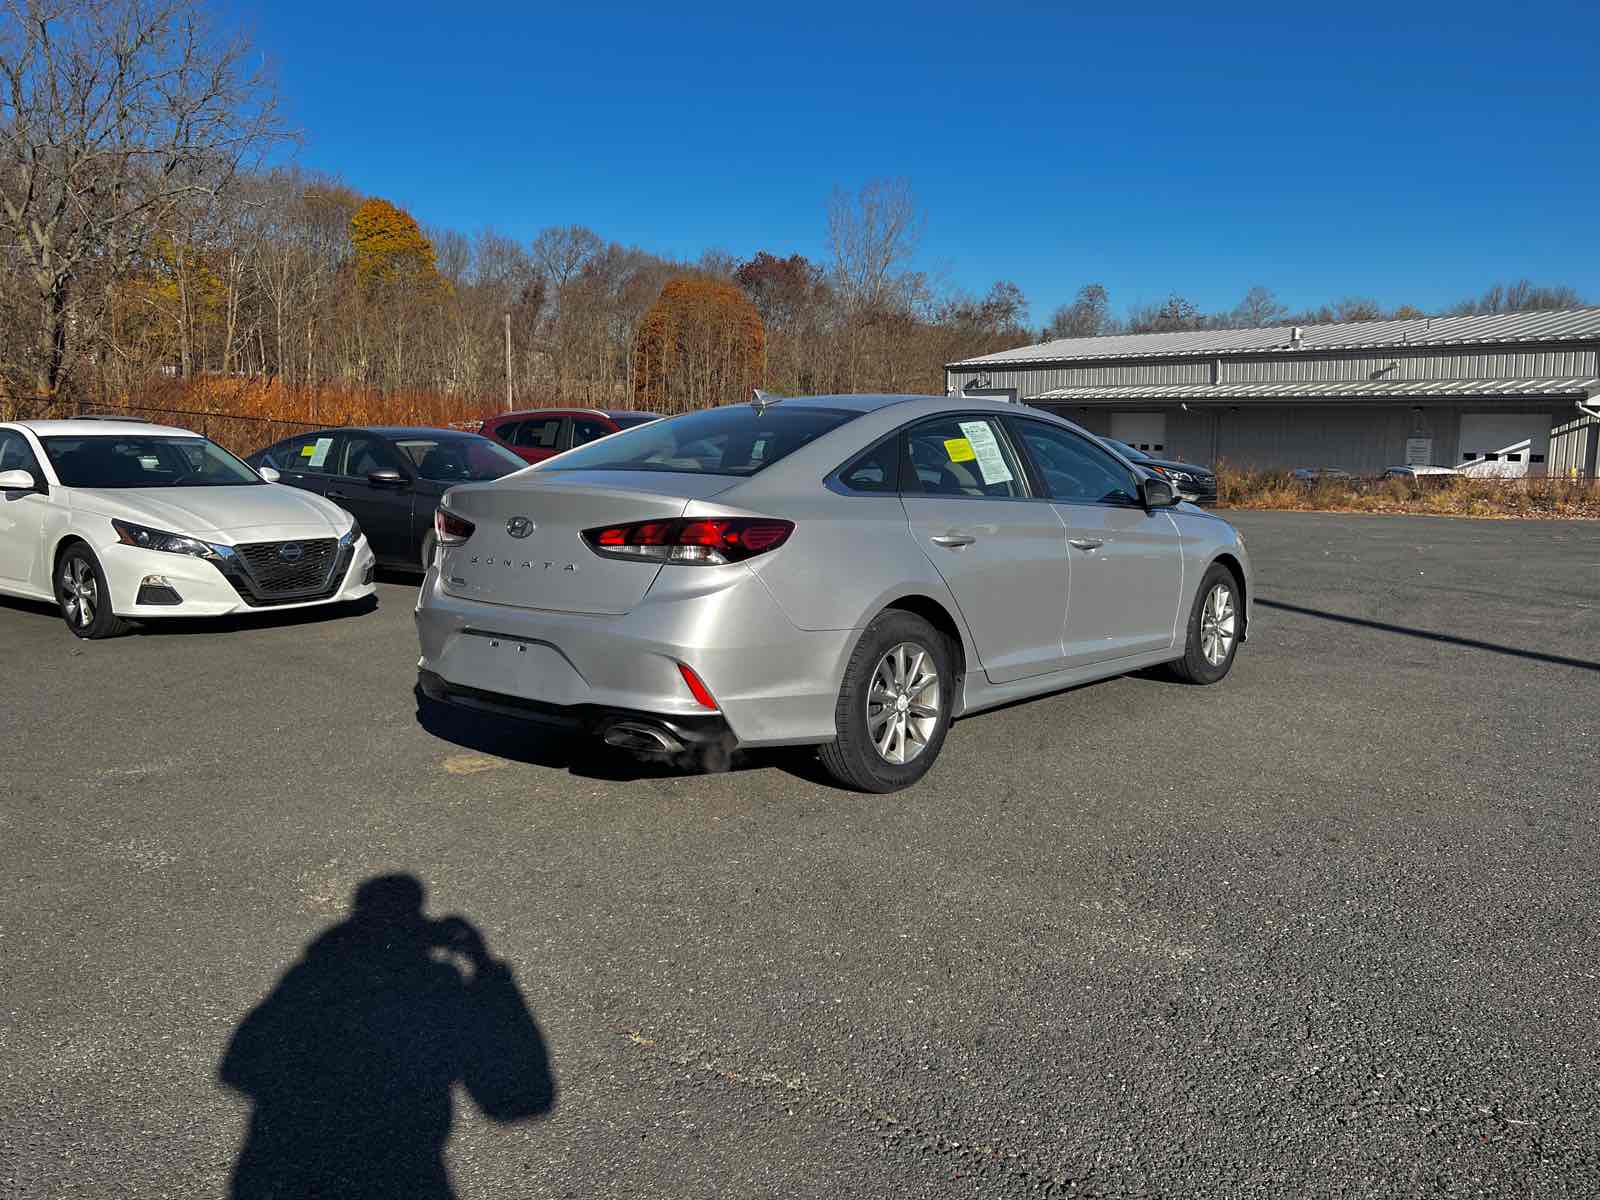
[246,427,527,573]
[415,394,1251,793]
[1383,465,1460,484]
[479,408,661,464]
[1098,437,1218,505]
[0,419,375,639]
[1290,466,1354,483]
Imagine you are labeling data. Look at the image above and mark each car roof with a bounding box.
[9,419,199,437]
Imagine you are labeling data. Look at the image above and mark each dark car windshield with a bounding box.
[42,435,263,488]
[391,434,525,482]
[542,405,859,476]
[609,413,660,430]
[1102,437,1152,462]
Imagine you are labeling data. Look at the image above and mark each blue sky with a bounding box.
[235,0,1598,324]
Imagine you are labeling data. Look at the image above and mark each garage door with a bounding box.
[1110,412,1167,455]
[1457,414,1550,478]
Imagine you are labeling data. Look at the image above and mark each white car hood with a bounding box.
[69,484,350,541]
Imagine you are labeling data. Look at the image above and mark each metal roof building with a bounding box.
[946,308,1600,477]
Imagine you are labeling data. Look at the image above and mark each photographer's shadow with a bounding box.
[219,874,555,1200]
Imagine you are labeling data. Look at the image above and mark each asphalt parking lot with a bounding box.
[3,510,1597,1198]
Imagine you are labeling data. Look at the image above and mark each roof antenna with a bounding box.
[751,388,780,411]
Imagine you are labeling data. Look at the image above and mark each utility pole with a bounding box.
[504,312,513,412]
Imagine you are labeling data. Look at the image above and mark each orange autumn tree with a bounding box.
[632,277,765,413]
[349,198,446,295]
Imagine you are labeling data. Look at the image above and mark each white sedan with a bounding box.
[0,419,376,638]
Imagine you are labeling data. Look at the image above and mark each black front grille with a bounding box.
[234,538,338,595]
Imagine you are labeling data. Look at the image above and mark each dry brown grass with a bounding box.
[46,379,496,455]
[1216,464,1600,519]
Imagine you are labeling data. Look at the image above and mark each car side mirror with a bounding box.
[368,468,407,488]
[257,466,281,483]
[1141,475,1177,511]
[0,468,37,492]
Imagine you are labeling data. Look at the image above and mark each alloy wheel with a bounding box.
[61,557,97,629]
[867,641,941,765]
[1200,583,1236,666]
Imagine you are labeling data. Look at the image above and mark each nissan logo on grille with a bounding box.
[278,542,305,563]
[506,516,535,539]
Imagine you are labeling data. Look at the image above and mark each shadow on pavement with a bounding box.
[0,592,379,636]
[1257,597,1600,672]
[219,874,555,1200]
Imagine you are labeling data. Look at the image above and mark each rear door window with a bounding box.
[515,418,564,450]
[901,417,1028,499]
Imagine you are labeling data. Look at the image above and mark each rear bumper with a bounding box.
[417,669,732,752]
[412,561,855,747]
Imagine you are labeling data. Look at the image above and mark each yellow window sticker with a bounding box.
[300,443,315,457]
[944,437,976,463]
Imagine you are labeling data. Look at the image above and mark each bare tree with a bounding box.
[0,0,283,404]
[826,178,924,315]
[1232,285,1287,328]
[1044,283,1113,340]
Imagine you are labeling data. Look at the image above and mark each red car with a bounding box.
[478,408,660,464]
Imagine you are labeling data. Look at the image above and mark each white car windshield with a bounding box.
[41,435,263,488]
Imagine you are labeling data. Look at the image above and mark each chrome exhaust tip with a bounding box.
[602,722,684,754]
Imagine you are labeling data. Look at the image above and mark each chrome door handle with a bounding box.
[1068,537,1104,550]
[930,534,977,548]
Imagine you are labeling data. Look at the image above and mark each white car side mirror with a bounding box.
[0,468,36,491]
[258,466,281,483]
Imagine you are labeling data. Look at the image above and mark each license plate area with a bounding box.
[445,630,588,707]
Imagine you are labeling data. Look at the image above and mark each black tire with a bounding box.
[420,530,437,574]
[818,610,954,793]
[1167,563,1241,684]
[55,543,132,640]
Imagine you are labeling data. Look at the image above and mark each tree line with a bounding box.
[0,0,1588,423]
[1042,280,1589,341]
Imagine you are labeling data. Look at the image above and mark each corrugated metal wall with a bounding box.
[1549,414,1599,477]
[1034,402,1576,476]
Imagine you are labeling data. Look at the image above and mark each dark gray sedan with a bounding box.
[246,427,526,572]
[1100,437,1218,505]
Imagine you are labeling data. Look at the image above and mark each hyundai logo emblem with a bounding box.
[506,516,535,539]
[278,542,305,563]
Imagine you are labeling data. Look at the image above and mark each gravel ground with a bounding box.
[1,510,1596,1198]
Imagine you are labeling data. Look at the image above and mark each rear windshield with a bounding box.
[609,413,660,429]
[41,434,262,488]
[542,405,858,476]
[392,434,525,482]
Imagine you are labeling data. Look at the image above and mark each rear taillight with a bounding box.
[581,517,794,565]
[435,507,476,545]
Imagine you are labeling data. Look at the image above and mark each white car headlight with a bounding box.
[112,519,219,559]
[339,518,363,547]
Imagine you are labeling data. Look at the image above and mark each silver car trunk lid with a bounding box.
[438,470,735,614]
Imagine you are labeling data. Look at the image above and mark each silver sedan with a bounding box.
[415,394,1250,792]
